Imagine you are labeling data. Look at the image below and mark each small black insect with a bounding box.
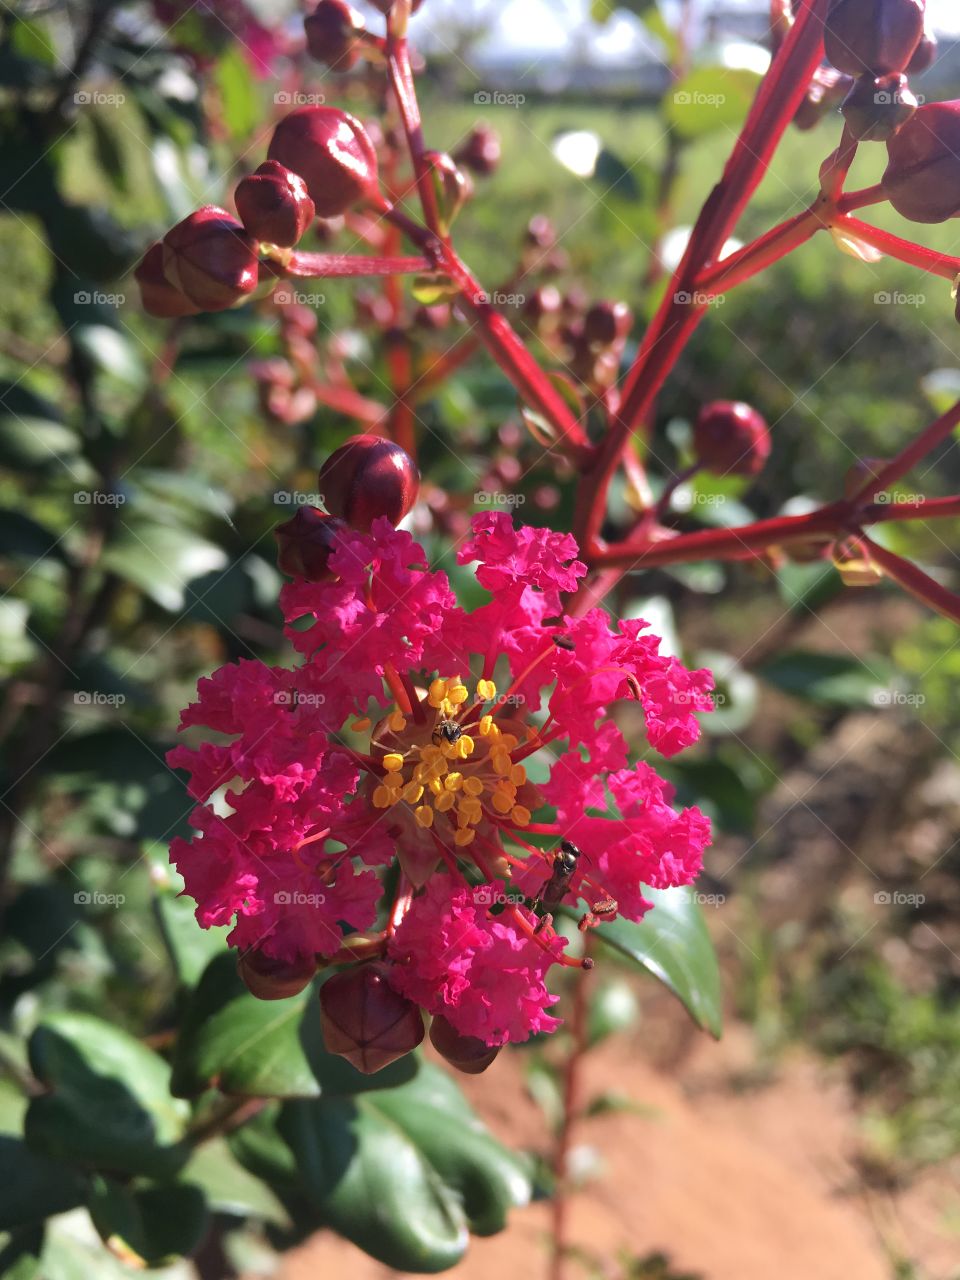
[533,840,582,933]
[551,633,576,651]
[432,717,463,747]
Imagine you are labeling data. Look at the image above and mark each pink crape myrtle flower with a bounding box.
[169,512,714,1047]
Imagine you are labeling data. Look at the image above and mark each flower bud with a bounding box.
[275,507,347,580]
[453,124,501,176]
[318,434,419,531]
[162,206,260,312]
[319,963,424,1074]
[304,0,366,70]
[422,150,469,234]
[267,106,379,218]
[824,0,925,76]
[238,948,317,1000]
[524,213,556,250]
[882,101,960,222]
[841,72,917,141]
[583,300,632,350]
[135,243,200,318]
[235,160,315,247]
[429,1014,499,1074]
[693,401,771,477]
[522,284,562,336]
[906,27,937,73]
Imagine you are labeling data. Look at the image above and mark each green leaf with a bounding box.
[215,45,260,138]
[588,887,722,1037]
[280,1094,468,1272]
[71,326,145,391]
[152,866,229,988]
[171,955,417,1101]
[0,1117,86,1232]
[757,650,890,707]
[0,510,67,564]
[586,979,640,1047]
[182,1138,290,1226]
[25,1012,191,1178]
[100,523,228,612]
[87,1176,208,1267]
[0,418,80,472]
[665,66,762,141]
[366,1063,531,1235]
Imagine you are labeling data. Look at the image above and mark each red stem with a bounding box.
[861,534,960,625]
[283,251,432,278]
[848,398,960,504]
[836,217,960,281]
[695,208,820,296]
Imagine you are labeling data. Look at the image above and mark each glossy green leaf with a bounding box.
[0,418,80,472]
[25,1012,190,1178]
[100,523,227,612]
[0,1080,85,1231]
[182,1138,290,1226]
[757,649,890,707]
[171,954,416,1101]
[87,1176,208,1267]
[589,887,722,1037]
[152,866,229,988]
[665,66,762,140]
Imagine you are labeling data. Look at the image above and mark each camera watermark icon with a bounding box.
[74,290,125,308]
[473,90,525,108]
[74,90,125,107]
[274,91,325,106]
[672,490,728,511]
[874,89,924,105]
[474,491,526,507]
[74,691,126,708]
[273,689,327,708]
[873,491,925,505]
[274,890,327,906]
[692,891,726,907]
[674,289,725,307]
[872,688,926,707]
[273,490,325,506]
[474,885,524,907]
[74,890,125,907]
[74,490,126,506]
[874,290,925,307]
[874,890,925,907]
[476,290,526,307]
[273,289,326,306]
[673,90,726,107]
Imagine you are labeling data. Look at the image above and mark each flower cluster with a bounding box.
[169,513,713,1049]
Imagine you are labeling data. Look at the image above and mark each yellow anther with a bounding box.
[478,714,494,736]
[427,677,448,707]
[447,683,469,705]
[463,776,484,797]
[459,796,482,822]
[510,763,527,786]
[382,753,404,772]
[428,777,444,795]
[499,733,518,749]
[384,770,404,792]
[510,805,531,826]
[454,827,477,847]
[491,748,512,776]
[434,790,457,813]
[421,744,443,763]
[414,805,435,828]
[387,709,407,733]
[457,734,475,759]
[412,762,429,784]
[440,740,461,760]
[350,717,371,732]
[372,786,395,808]
[476,678,497,701]
[491,789,514,815]
[444,772,463,791]
[401,781,424,804]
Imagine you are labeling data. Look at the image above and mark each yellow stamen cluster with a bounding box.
[370,675,531,845]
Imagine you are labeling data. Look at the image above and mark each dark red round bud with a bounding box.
[906,27,937,73]
[453,124,501,176]
[235,160,315,247]
[319,963,424,1074]
[275,507,346,580]
[135,243,200,318]
[162,206,260,311]
[583,300,633,349]
[882,101,960,222]
[429,1014,499,1074]
[824,0,925,76]
[267,106,379,218]
[238,948,316,1000]
[693,400,772,477]
[522,284,562,335]
[841,72,917,141]
[304,0,365,70]
[318,434,419,531]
